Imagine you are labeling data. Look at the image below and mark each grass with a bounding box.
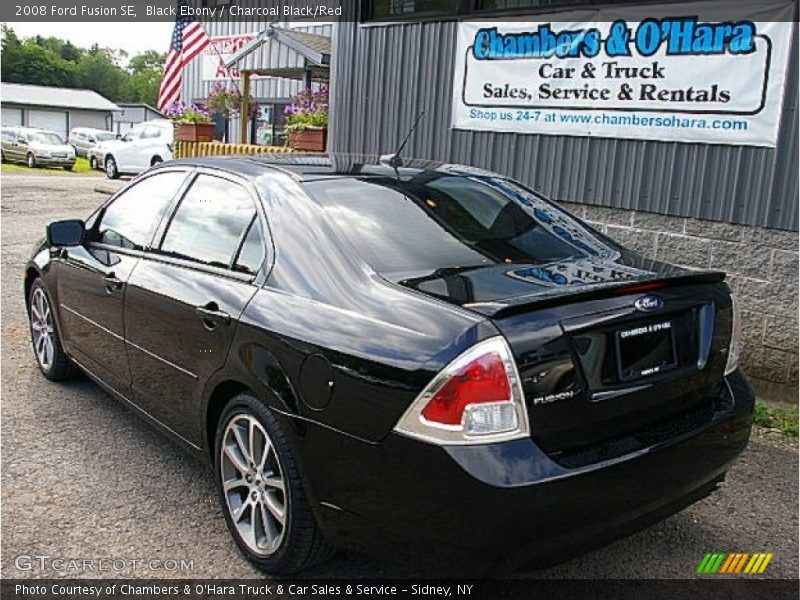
[753,402,799,438]
[1,156,99,175]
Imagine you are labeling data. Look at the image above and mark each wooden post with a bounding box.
[239,71,251,144]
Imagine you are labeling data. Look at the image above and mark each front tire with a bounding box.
[26,153,36,168]
[28,279,74,381]
[105,156,119,179]
[89,156,98,170]
[214,393,333,574]
[63,165,73,171]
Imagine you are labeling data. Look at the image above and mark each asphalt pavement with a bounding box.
[1,174,797,580]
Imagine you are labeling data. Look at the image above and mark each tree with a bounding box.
[1,38,77,87]
[129,50,165,74]
[1,27,166,106]
[122,69,161,106]
[75,48,125,99]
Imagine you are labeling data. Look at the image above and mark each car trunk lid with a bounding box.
[390,260,734,465]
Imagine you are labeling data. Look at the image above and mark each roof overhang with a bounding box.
[223,26,331,80]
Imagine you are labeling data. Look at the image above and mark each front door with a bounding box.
[124,172,268,444]
[114,125,145,172]
[57,169,191,391]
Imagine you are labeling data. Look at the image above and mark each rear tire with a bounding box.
[214,393,334,574]
[26,153,36,168]
[89,156,98,170]
[28,279,74,381]
[105,156,119,179]
[63,165,73,171]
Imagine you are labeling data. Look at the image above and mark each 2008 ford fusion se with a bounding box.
[25,154,753,574]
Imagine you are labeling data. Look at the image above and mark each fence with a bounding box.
[174,141,293,159]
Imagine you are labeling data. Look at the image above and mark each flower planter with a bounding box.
[175,122,215,143]
[288,128,327,152]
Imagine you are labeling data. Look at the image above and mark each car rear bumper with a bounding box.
[306,370,754,572]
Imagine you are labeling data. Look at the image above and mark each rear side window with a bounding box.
[142,126,162,139]
[307,174,594,276]
[93,171,187,250]
[159,175,258,270]
[233,217,266,275]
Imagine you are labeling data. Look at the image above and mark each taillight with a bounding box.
[394,337,529,445]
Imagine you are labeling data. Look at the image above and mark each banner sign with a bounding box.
[451,2,794,146]
[202,34,267,81]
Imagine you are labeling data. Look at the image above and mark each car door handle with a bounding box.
[196,302,231,329]
[103,273,124,293]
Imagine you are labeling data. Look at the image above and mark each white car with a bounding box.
[95,119,173,178]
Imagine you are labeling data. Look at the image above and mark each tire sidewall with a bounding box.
[105,156,118,179]
[214,394,300,572]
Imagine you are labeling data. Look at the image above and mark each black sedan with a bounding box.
[25,154,753,575]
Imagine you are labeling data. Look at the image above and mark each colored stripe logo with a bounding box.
[697,552,773,574]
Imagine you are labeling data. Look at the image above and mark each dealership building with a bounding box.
[185,1,798,398]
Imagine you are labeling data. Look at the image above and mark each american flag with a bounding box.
[157,1,211,112]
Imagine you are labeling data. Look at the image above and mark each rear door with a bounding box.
[9,130,27,161]
[56,169,191,391]
[124,171,269,445]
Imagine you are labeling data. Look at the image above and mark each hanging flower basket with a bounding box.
[175,122,215,142]
[288,127,328,152]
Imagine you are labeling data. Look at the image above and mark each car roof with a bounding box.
[166,153,493,183]
[18,127,57,134]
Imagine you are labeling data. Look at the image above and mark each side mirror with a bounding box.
[47,219,84,247]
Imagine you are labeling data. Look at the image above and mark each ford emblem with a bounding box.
[635,295,663,312]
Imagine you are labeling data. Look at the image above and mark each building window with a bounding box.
[367,0,457,20]
[476,0,643,9]
[478,0,585,8]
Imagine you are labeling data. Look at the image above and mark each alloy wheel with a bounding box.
[30,287,55,371]
[220,413,287,557]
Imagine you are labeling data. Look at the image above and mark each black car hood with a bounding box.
[390,251,726,317]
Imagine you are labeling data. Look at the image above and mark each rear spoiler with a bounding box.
[462,270,728,319]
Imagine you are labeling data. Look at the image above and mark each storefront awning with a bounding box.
[223,26,331,81]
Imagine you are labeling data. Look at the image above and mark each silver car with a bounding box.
[1,127,76,170]
[68,127,117,158]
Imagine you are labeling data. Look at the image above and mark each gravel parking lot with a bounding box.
[1,174,797,580]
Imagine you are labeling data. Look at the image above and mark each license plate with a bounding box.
[615,319,677,381]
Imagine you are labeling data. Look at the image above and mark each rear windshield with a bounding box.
[306,173,611,277]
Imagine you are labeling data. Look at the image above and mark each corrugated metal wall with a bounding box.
[329,19,799,231]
